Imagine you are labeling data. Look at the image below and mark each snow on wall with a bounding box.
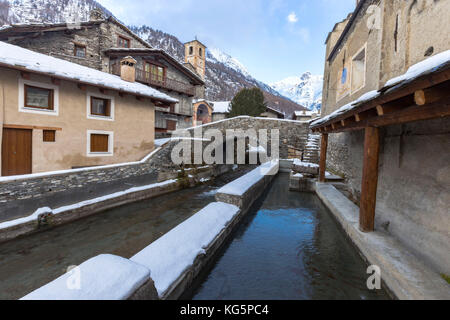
[130,202,240,297]
[0,179,177,230]
[0,146,162,184]
[217,160,279,196]
[21,254,150,300]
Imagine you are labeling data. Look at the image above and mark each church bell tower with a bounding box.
[184,39,206,80]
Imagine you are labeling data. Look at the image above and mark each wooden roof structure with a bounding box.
[312,54,450,232]
[104,48,204,85]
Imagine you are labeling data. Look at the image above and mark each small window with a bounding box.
[74,44,86,58]
[90,134,109,153]
[189,46,193,55]
[24,84,54,110]
[90,97,111,117]
[43,130,56,142]
[118,36,130,48]
[351,46,366,93]
[199,48,203,57]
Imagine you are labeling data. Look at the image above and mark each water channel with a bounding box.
[188,173,390,300]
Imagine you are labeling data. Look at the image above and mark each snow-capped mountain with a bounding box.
[271,72,323,111]
[1,0,307,116]
[0,0,112,25]
[207,48,252,78]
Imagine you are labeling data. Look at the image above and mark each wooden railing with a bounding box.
[111,64,195,97]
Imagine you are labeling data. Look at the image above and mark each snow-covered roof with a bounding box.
[265,105,285,116]
[104,48,204,84]
[0,41,177,103]
[311,50,450,127]
[295,110,318,116]
[211,101,231,113]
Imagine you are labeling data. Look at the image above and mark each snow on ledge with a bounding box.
[21,254,150,300]
[311,49,450,127]
[293,159,319,168]
[0,147,162,184]
[217,160,279,196]
[130,202,240,297]
[0,179,177,230]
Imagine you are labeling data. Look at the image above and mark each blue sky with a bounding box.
[97,0,355,83]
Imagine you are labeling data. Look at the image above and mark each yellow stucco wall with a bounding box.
[0,67,155,174]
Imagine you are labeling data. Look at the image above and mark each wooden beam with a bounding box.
[360,127,380,232]
[99,88,108,94]
[319,133,328,182]
[51,78,61,85]
[77,84,87,91]
[3,124,62,131]
[21,71,31,80]
[414,82,450,106]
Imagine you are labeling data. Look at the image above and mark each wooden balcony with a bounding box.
[111,64,195,97]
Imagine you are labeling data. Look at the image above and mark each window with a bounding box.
[144,63,165,83]
[87,130,113,156]
[199,48,203,57]
[90,97,111,117]
[87,92,114,121]
[43,130,56,142]
[118,36,130,48]
[74,43,86,58]
[19,79,59,115]
[189,46,193,55]
[351,45,366,93]
[90,134,109,152]
[24,85,54,110]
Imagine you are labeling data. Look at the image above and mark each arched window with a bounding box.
[199,48,203,57]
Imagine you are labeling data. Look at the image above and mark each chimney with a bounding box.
[120,56,137,83]
[89,8,105,22]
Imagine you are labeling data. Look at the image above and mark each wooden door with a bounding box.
[2,128,32,176]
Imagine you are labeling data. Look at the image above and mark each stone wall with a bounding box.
[325,118,450,275]
[184,117,310,159]
[0,117,308,225]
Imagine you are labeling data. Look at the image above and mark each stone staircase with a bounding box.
[302,134,321,164]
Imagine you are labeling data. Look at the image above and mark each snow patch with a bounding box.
[217,160,279,196]
[130,202,240,296]
[21,254,150,300]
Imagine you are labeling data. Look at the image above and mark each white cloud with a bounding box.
[287,11,298,23]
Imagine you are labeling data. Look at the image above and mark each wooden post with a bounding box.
[319,133,328,182]
[360,126,380,232]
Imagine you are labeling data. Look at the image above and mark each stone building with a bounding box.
[0,41,177,176]
[318,0,450,275]
[293,110,320,121]
[192,100,213,126]
[0,9,206,133]
[260,105,285,119]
